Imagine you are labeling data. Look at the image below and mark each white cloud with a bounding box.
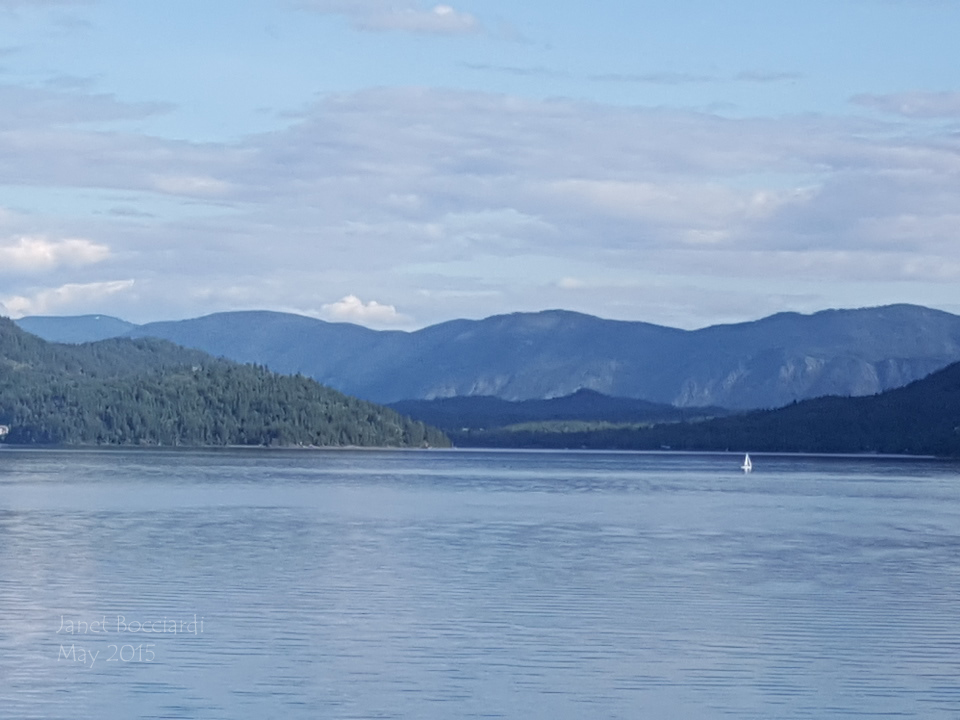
[360,4,478,33]
[320,294,410,326]
[1,279,134,318]
[297,1,479,34]
[0,235,110,272]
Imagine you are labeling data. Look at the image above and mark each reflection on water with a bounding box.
[1,448,960,719]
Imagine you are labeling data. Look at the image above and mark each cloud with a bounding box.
[44,74,98,90]
[360,4,478,33]
[296,1,479,35]
[320,295,410,326]
[589,71,800,85]
[461,62,567,78]
[0,235,110,272]
[183,89,960,291]
[589,71,718,85]
[4,84,960,326]
[852,91,960,118]
[549,179,814,236]
[0,83,171,130]
[107,206,155,219]
[1,279,134,318]
[248,90,960,313]
[0,88,242,199]
[735,71,802,83]
[150,174,233,197]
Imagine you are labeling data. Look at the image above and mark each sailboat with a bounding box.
[741,453,752,473]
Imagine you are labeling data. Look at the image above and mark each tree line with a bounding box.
[0,318,449,448]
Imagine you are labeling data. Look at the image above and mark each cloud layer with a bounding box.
[1,279,134,318]
[853,91,960,118]
[3,82,960,327]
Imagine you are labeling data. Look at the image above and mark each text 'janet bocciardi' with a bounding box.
[55,614,205,669]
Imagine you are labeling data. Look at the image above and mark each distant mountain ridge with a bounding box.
[459,359,960,457]
[16,314,138,343]
[388,390,730,431]
[14,304,960,410]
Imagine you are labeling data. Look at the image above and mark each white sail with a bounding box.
[741,453,752,473]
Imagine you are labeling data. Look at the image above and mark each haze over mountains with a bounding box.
[15,304,960,410]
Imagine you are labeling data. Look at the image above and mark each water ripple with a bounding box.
[1,448,959,718]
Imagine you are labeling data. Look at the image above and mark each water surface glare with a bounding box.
[1,448,959,719]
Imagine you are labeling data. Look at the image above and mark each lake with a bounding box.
[1,448,959,719]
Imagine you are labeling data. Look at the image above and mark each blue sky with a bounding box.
[1,0,959,328]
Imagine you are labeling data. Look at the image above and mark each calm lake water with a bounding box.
[1,448,959,719]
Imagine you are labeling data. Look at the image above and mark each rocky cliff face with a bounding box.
[670,354,952,409]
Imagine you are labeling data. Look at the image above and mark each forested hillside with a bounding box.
[389,389,729,431]
[0,318,448,448]
[456,361,960,457]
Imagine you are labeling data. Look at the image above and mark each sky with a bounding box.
[1,0,959,330]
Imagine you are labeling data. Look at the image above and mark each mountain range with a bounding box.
[457,359,960,457]
[15,303,960,410]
